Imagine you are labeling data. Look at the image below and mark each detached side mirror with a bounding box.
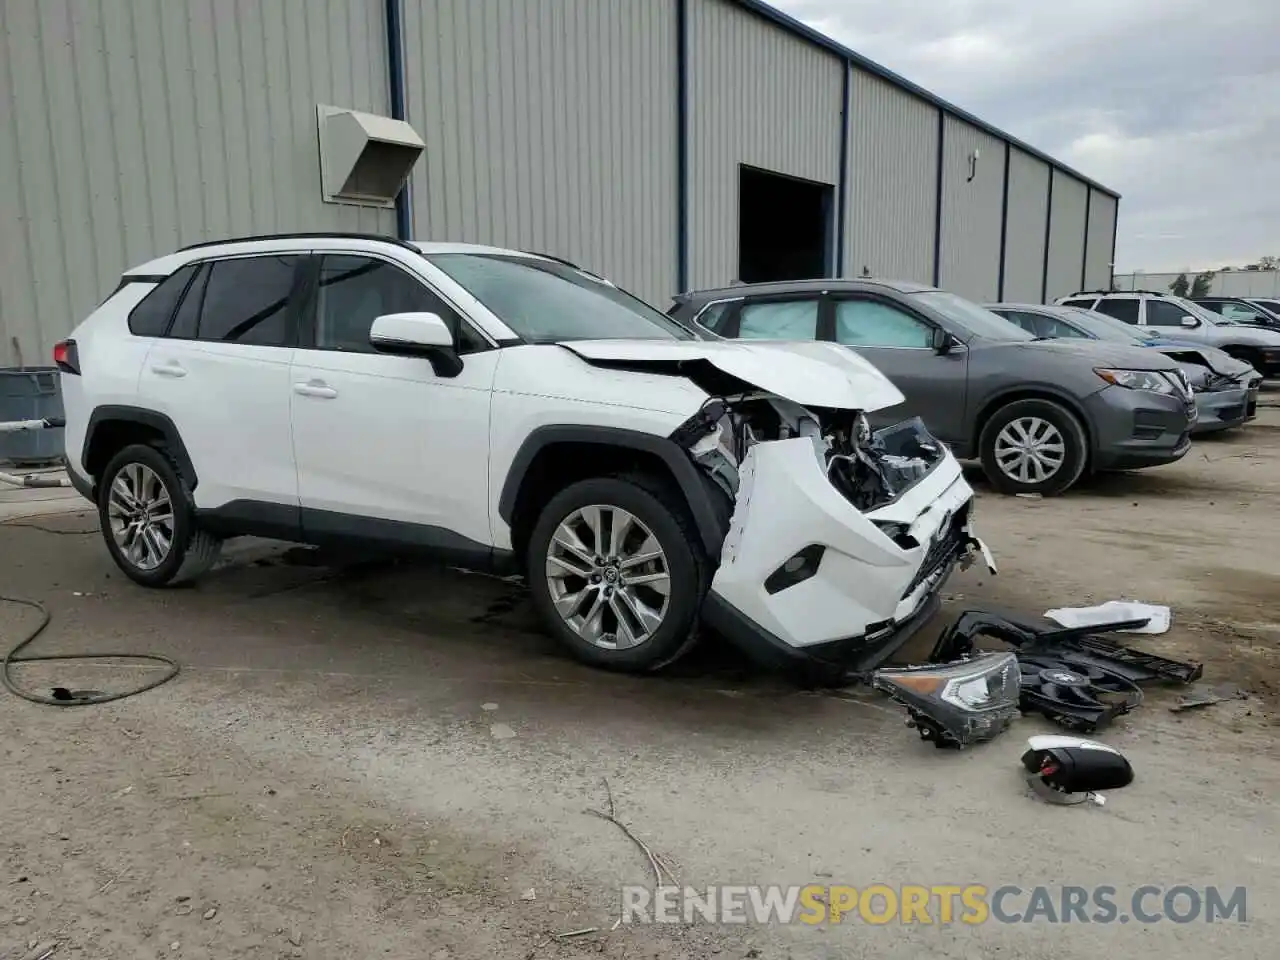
[931,327,958,354]
[369,312,463,377]
[1180,316,1199,328]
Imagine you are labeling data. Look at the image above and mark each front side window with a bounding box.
[1094,297,1141,324]
[196,256,301,346]
[834,299,932,347]
[908,290,1033,341]
[738,300,819,340]
[1039,315,1090,339]
[1145,298,1195,327]
[314,255,486,354]
[1221,303,1262,322]
[426,253,692,343]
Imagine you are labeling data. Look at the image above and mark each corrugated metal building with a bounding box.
[1112,270,1280,298]
[0,0,1119,367]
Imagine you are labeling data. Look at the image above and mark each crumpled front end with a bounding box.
[673,398,995,681]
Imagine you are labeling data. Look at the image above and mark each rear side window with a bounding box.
[694,302,731,334]
[738,300,819,340]
[196,256,300,345]
[1094,298,1140,324]
[127,264,199,336]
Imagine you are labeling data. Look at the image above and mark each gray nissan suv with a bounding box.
[668,279,1195,496]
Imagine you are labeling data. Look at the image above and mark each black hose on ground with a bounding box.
[1,521,181,706]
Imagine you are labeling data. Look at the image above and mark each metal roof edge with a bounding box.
[731,0,1122,200]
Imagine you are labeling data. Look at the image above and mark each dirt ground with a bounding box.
[2,395,1278,960]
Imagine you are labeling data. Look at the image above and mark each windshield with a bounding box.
[426,253,693,343]
[910,290,1035,341]
[1053,307,1148,343]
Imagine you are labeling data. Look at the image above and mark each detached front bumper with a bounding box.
[1191,385,1251,434]
[701,436,993,683]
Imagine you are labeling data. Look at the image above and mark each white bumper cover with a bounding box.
[709,436,989,654]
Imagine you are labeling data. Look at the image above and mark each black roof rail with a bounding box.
[177,232,420,254]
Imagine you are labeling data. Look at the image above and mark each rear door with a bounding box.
[287,251,499,553]
[138,253,303,523]
[824,294,969,442]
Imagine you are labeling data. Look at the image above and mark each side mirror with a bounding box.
[931,327,958,354]
[369,312,463,377]
[1180,316,1199,328]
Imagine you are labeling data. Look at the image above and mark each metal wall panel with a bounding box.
[0,0,394,366]
[937,116,1004,301]
[1001,148,1050,303]
[1083,190,1117,291]
[1113,271,1280,296]
[843,69,938,284]
[1044,173,1089,302]
[687,0,844,289]
[402,0,678,305]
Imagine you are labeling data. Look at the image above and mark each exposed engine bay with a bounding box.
[670,395,944,512]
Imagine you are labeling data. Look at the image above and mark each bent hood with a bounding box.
[558,339,905,411]
[1153,344,1254,379]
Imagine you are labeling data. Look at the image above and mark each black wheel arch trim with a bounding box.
[498,425,730,560]
[83,405,198,489]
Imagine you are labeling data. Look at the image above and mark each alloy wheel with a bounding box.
[993,416,1066,485]
[107,462,175,571]
[544,504,671,650]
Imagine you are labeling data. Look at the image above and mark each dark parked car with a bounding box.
[1193,297,1280,331]
[986,302,1260,434]
[669,279,1195,496]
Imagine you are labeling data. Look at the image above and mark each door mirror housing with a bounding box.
[1180,316,1199,328]
[369,312,463,377]
[931,327,960,354]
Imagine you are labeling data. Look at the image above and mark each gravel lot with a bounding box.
[3,397,1278,960]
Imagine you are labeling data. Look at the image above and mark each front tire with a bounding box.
[525,474,706,673]
[97,443,222,587]
[978,399,1088,496]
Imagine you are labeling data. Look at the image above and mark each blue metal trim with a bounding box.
[932,109,944,287]
[834,64,850,276]
[1109,198,1119,291]
[730,0,1120,200]
[1041,168,1055,303]
[676,0,690,293]
[1081,188,1092,290]
[385,0,412,241]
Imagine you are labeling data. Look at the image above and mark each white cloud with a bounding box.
[772,0,1280,271]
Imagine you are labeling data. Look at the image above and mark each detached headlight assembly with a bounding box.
[1095,367,1182,397]
[872,651,1020,749]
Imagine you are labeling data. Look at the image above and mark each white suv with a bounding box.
[55,234,993,680]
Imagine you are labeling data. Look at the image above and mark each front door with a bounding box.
[288,252,499,555]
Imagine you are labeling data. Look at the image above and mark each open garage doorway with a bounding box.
[738,165,834,283]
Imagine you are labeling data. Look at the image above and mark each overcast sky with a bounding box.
[773,0,1279,273]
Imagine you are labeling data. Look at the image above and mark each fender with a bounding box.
[82,405,198,489]
[498,424,730,559]
[971,384,1096,454]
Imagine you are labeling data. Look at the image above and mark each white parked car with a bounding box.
[55,234,994,680]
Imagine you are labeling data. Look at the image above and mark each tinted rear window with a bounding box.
[127,265,199,336]
[196,256,300,345]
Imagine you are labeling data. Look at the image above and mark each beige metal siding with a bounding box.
[402,0,678,305]
[0,0,394,366]
[843,69,937,284]
[687,0,844,289]
[1045,173,1089,302]
[1001,148,1050,302]
[1084,190,1117,291]
[938,116,1004,301]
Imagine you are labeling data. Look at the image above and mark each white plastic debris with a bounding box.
[1044,601,1171,635]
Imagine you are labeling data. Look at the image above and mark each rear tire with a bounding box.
[978,399,1088,496]
[97,443,222,587]
[525,473,707,673]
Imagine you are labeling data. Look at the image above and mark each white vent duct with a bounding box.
[317,104,424,207]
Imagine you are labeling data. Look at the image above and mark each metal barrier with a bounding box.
[0,417,72,488]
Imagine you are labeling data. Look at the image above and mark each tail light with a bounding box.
[53,338,80,374]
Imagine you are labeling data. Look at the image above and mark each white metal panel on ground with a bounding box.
[1044,173,1089,303]
[0,0,393,367]
[938,116,1005,301]
[1001,148,1050,302]
[1212,271,1280,297]
[1084,190,1117,291]
[687,0,844,289]
[843,69,938,285]
[402,0,678,306]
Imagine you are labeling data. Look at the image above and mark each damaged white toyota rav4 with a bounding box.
[57,235,994,681]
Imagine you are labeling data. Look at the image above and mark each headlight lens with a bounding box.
[1095,367,1184,396]
[872,652,1021,748]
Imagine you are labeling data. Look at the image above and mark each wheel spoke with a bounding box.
[625,571,670,597]
[110,476,138,512]
[546,552,592,579]
[607,509,634,559]
[552,586,586,618]
[619,540,663,571]
[578,589,607,643]
[615,587,663,639]
[552,523,595,567]
[608,595,639,648]
[144,524,171,561]
[579,506,605,555]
